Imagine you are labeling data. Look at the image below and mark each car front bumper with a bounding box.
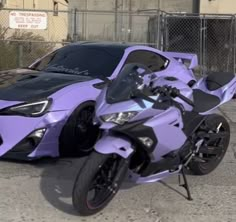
[0,110,70,160]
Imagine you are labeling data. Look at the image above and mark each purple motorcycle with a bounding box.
[72,63,236,216]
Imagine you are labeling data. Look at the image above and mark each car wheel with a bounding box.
[59,101,100,157]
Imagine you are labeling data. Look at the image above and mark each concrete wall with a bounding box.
[68,0,193,12]
[5,0,67,10]
[68,0,194,42]
[200,0,236,14]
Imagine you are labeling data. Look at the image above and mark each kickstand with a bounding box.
[178,167,193,201]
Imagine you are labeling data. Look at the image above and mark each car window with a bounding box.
[124,50,168,72]
[30,45,125,78]
[31,51,57,71]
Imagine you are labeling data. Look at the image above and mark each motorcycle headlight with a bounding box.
[0,99,52,117]
[101,111,138,125]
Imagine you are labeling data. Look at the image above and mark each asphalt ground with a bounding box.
[0,101,236,222]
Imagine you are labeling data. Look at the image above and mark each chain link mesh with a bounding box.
[0,8,71,71]
[0,8,235,74]
[161,13,235,74]
[204,17,235,73]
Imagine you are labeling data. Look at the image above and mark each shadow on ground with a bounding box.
[37,156,139,216]
[36,157,192,216]
[37,157,88,216]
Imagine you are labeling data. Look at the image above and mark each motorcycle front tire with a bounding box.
[72,151,128,216]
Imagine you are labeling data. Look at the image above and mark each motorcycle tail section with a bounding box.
[193,72,236,113]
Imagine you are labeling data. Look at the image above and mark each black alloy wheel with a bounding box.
[73,152,128,216]
[59,102,100,157]
[189,114,230,175]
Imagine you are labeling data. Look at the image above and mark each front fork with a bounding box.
[94,132,132,194]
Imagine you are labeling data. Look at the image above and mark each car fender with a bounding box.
[49,80,101,114]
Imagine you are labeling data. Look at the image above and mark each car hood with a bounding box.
[0,71,93,102]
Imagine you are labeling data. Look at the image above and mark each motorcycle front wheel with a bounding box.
[72,151,128,216]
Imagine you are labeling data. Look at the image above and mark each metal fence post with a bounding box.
[73,8,78,41]
[17,44,23,67]
[162,12,168,51]
[201,15,207,76]
[114,0,118,41]
[156,9,161,49]
[199,15,203,76]
[128,0,132,42]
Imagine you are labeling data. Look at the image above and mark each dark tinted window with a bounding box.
[32,51,57,71]
[31,45,125,78]
[125,50,168,72]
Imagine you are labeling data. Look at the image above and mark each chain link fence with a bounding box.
[155,11,236,74]
[0,8,235,75]
[0,8,71,70]
[0,8,160,70]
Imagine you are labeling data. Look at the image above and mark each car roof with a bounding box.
[70,41,133,50]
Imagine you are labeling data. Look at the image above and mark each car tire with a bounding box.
[59,101,100,157]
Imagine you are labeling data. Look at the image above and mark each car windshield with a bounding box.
[106,63,152,104]
[30,44,125,78]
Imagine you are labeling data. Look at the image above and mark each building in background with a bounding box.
[1,0,68,10]
[200,0,236,14]
[68,0,196,43]
[0,0,68,42]
[68,0,195,13]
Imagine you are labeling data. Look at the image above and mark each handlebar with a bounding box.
[177,92,194,107]
[152,85,194,107]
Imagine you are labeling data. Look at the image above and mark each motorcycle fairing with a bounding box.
[111,119,158,153]
[94,134,133,158]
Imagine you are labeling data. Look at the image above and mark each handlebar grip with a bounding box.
[152,85,194,107]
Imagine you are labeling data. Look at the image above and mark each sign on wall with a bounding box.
[9,11,48,30]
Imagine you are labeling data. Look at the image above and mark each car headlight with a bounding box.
[0,99,52,117]
[101,111,138,125]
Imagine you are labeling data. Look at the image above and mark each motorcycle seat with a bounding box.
[206,72,235,91]
[192,89,220,113]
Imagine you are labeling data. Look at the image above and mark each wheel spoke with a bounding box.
[198,145,223,155]
[86,155,122,209]
[208,132,229,142]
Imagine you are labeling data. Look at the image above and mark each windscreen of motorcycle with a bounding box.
[106,63,153,104]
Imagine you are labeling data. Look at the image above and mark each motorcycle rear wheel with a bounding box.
[72,151,128,216]
[189,114,230,175]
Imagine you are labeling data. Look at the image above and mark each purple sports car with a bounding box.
[0,42,197,160]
